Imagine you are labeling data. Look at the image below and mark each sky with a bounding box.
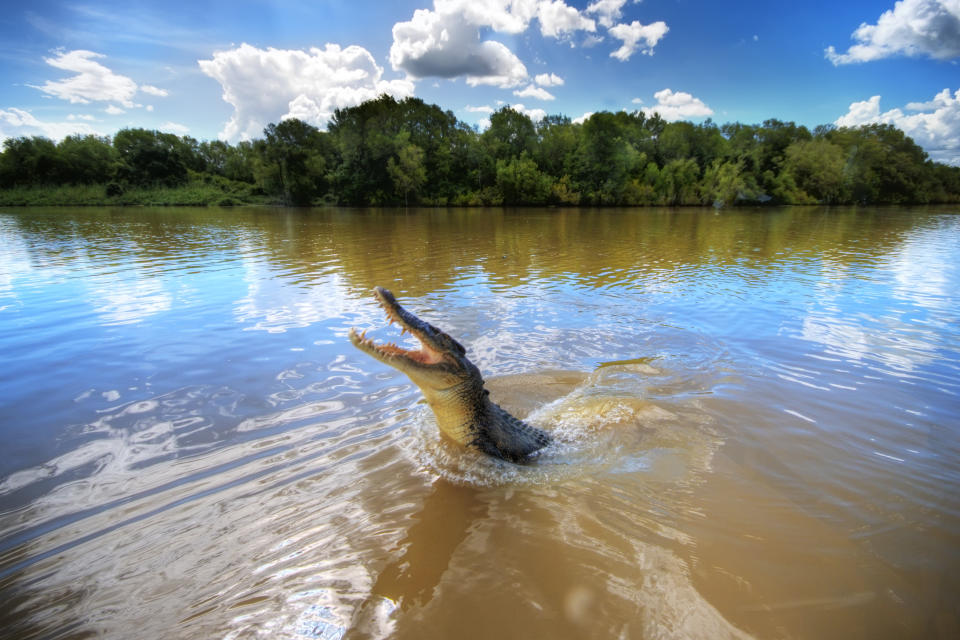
[1,0,958,164]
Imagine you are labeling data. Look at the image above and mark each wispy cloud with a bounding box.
[27,49,172,112]
[159,121,190,135]
[32,50,139,107]
[140,85,168,97]
[0,107,101,144]
[36,5,223,55]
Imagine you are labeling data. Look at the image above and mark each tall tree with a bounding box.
[113,129,189,186]
[56,135,118,184]
[388,135,427,206]
[483,107,537,161]
[783,139,845,203]
[259,118,331,205]
[0,137,59,186]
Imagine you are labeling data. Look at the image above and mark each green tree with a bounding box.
[483,107,537,160]
[224,141,258,183]
[388,136,427,206]
[113,129,189,186]
[259,118,331,205]
[0,137,59,186]
[656,158,701,205]
[699,159,747,207]
[495,153,552,204]
[329,95,467,204]
[535,114,578,178]
[783,139,845,203]
[574,112,646,204]
[198,140,231,176]
[656,121,694,165]
[56,135,118,184]
[824,125,919,203]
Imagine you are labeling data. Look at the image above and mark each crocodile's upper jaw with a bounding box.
[348,287,485,413]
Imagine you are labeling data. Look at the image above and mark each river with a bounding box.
[0,206,958,639]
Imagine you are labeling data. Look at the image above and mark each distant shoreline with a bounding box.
[0,183,267,208]
[3,187,957,209]
[3,98,959,208]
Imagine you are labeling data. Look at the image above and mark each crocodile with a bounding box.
[349,287,552,462]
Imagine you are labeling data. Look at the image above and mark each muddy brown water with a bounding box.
[1,206,958,639]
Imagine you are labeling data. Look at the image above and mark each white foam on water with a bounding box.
[402,365,724,492]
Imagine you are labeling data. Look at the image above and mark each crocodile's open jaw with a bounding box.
[348,287,467,379]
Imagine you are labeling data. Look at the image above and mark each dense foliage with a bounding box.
[2,95,959,206]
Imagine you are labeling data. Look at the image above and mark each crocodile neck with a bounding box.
[429,390,551,463]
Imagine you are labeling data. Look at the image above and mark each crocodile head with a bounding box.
[349,287,487,443]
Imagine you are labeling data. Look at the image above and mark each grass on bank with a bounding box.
[0,176,269,207]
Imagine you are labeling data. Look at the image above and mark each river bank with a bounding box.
[4,184,959,208]
[0,181,270,207]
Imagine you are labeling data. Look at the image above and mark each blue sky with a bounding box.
[1,0,958,163]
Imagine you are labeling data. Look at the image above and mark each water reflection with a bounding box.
[1,205,959,639]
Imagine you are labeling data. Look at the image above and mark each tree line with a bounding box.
[2,95,958,207]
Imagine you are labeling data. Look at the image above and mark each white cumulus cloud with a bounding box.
[198,43,415,141]
[536,0,596,37]
[465,104,495,113]
[430,0,595,37]
[33,49,139,107]
[586,0,637,29]
[389,1,596,87]
[608,20,669,60]
[390,8,529,87]
[826,0,960,64]
[0,107,100,144]
[834,89,960,165]
[573,111,594,124]
[642,88,713,121]
[535,72,565,86]
[511,103,547,121]
[513,84,556,100]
